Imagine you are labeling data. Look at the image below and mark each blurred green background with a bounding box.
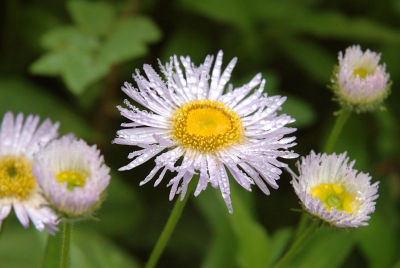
[1,0,399,267]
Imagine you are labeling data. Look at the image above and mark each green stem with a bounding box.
[145,178,197,268]
[323,108,351,154]
[41,221,72,268]
[273,218,319,268]
[60,222,72,268]
[293,212,309,240]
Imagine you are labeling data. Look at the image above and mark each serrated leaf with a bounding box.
[62,50,109,95]
[40,26,99,51]
[67,1,115,36]
[32,26,109,94]
[30,52,65,75]
[100,16,161,65]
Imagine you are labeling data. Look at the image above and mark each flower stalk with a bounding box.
[145,177,197,268]
[41,221,72,268]
[323,108,351,154]
[273,215,319,268]
[60,222,72,268]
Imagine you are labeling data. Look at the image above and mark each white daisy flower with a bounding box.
[332,45,390,111]
[0,111,59,234]
[33,135,111,219]
[290,151,379,227]
[114,50,298,213]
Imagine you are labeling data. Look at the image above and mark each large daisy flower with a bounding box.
[332,45,390,112]
[0,111,59,233]
[114,51,298,213]
[33,135,111,219]
[290,151,379,227]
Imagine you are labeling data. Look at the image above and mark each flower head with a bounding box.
[114,50,298,213]
[0,111,59,233]
[290,151,379,227]
[332,45,390,112]
[33,135,111,219]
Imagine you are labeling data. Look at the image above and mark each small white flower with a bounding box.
[114,50,298,213]
[33,135,111,219]
[332,45,390,111]
[290,151,379,227]
[0,111,59,234]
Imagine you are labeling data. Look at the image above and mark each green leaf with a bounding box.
[30,52,65,75]
[0,219,47,268]
[100,16,161,65]
[62,50,109,95]
[229,185,271,268]
[196,189,238,268]
[0,77,93,139]
[289,227,356,268]
[268,228,293,266]
[0,219,139,268]
[32,26,109,94]
[357,212,398,268]
[288,12,400,43]
[71,228,140,268]
[356,180,399,268]
[40,26,99,51]
[283,95,316,128]
[67,1,116,36]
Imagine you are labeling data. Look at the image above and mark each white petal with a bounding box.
[13,204,29,228]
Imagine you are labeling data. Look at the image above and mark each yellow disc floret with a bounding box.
[172,100,244,152]
[0,155,35,200]
[353,67,373,78]
[56,170,87,191]
[310,183,359,214]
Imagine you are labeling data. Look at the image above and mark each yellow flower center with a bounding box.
[55,170,87,191]
[0,155,35,200]
[310,183,358,214]
[172,100,244,152]
[353,67,372,78]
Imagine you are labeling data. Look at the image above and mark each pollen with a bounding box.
[310,183,359,214]
[0,155,35,200]
[172,100,244,152]
[353,67,372,78]
[55,170,87,191]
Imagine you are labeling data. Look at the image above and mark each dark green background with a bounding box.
[0,0,399,267]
